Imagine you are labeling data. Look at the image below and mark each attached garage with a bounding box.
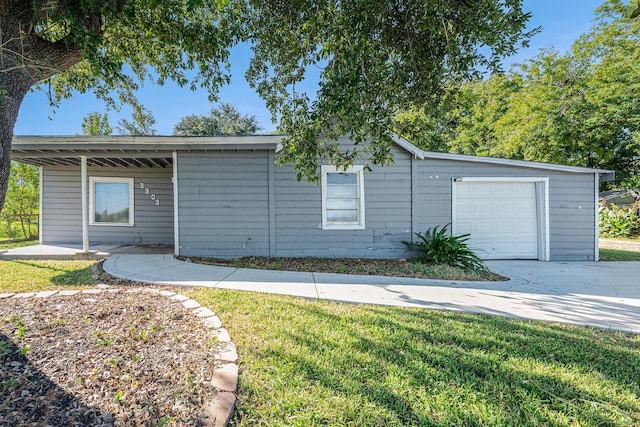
[452,178,548,260]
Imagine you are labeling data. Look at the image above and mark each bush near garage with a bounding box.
[599,202,640,238]
[403,224,488,271]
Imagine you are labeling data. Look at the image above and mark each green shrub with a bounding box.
[402,224,487,271]
[599,202,639,238]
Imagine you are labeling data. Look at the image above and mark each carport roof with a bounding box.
[11,135,283,168]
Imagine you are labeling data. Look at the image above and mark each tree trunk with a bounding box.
[1,0,85,212]
[0,75,30,212]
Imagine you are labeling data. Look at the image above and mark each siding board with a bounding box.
[273,139,413,258]
[177,151,271,257]
[41,166,174,245]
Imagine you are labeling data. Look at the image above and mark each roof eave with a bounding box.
[391,136,615,178]
[12,135,284,152]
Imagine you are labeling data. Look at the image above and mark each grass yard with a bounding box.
[1,260,639,426]
[0,259,95,293]
[188,288,640,427]
[600,248,640,262]
[0,239,38,251]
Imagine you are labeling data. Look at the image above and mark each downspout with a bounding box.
[80,156,89,253]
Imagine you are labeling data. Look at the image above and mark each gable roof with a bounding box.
[393,135,615,182]
[11,135,615,181]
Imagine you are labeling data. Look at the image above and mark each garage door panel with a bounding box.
[472,202,494,216]
[454,181,539,260]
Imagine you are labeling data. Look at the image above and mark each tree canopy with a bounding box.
[242,0,537,180]
[1,0,537,210]
[81,112,113,136]
[173,103,261,136]
[397,0,640,186]
[117,107,157,136]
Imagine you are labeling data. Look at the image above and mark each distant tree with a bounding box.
[394,105,455,153]
[0,162,39,239]
[173,103,262,136]
[395,74,522,155]
[81,112,112,136]
[117,107,157,136]
[396,0,640,186]
[492,0,640,182]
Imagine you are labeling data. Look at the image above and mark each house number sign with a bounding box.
[139,182,160,206]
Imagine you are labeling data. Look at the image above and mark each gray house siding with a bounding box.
[176,152,270,257]
[32,138,601,261]
[176,143,414,259]
[548,175,597,260]
[273,145,414,258]
[416,159,596,261]
[41,166,174,245]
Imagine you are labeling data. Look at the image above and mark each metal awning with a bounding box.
[11,135,284,168]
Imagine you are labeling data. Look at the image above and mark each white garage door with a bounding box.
[453,181,539,259]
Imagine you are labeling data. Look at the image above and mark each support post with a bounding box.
[80,156,89,253]
[38,166,43,244]
[173,151,180,256]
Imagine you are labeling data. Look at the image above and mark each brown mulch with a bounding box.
[178,256,505,281]
[0,281,222,426]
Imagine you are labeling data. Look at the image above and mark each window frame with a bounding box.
[89,177,135,226]
[321,165,365,230]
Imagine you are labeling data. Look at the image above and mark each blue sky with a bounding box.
[14,0,606,136]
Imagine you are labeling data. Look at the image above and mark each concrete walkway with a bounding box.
[103,255,640,334]
[0,243,173,260]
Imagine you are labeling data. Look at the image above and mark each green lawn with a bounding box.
[188,289,640,427]
[0,239,39,251]
[600,248,640,262]
[1,261,639,426]
[0,259,95,293]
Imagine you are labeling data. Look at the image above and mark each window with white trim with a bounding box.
[321,165,365,230]
[90,177,134,226]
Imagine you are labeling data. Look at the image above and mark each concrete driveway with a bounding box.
[103,255,640,334]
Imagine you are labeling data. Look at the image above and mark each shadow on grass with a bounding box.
[0,332,110,424]
[10,260,94,286]
[201,290,640,426]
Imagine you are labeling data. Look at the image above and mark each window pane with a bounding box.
[94,182,130,223]
[326,198,357,210]
[327,173,357,185]
[326,184,357,198]
[327,209,358,224]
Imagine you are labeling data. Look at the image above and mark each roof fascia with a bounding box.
[13,134,617,181]
[390,135,614,180]
[12,135,284,152]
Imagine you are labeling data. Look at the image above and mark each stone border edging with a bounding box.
[0,285,238,427]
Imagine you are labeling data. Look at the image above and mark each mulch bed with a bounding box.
[178,256,505,281]
[0,285,222,426]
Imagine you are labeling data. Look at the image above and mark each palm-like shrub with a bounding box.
[403,224,487,271]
